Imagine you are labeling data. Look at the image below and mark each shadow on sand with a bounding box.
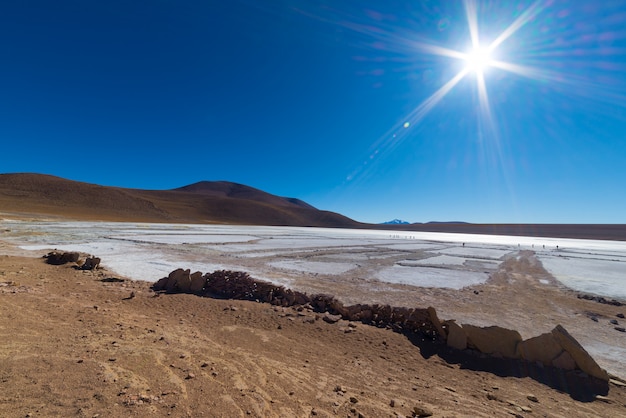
[406,331,609,402]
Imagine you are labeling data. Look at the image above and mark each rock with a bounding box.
[610,319,619,325]
[45,251,81,265]
[427,306,446,339]
[186,373,195,379]
[617,313,625,319]
[516,332,563,365]
[153,277,168,291]
[322,313,342,324]
[462,324,522,359]
[444,320,467,350]
[349,396,358,403]
[166,268,190,293]
[176,271,192,293]
[615,327,626,332]
[412,405,433,417]
[551,325,609,381]
[189,271,205,293]
[552,350,576,370]
[81,257,101,270]
[526,395,538,403]
[390,399,396,407]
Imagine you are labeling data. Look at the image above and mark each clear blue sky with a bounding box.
[1,0,625,224]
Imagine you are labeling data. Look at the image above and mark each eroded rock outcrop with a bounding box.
[153,267,610,383]
[441,321,609,382]
[44,252,101,270]
[152,269,441,338]
[44,251,80,265]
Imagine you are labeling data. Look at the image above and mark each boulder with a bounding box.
[62,252,81,263]
[81,257,101,270]
[322,313,342,324]
[551,325,609,381]
[45,251,80,265]
[153,277,168,291]
[427,306,446,339]
[189,271,205,294]
[516,332,563,365]
[462,324,522,359]
[166,268,190,293]
[552,350,577,370]
[445,320,467,350]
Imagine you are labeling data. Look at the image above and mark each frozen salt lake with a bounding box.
[1,220,625,300]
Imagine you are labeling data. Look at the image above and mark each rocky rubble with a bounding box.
[44,251,100,270]
[154,268,610,383]
[153,268,443,338]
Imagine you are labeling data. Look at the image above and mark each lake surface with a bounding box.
[2,220,625,300]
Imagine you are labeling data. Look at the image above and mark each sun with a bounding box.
[463,46,493,73]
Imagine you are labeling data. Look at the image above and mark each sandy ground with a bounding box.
[1,241,626,417]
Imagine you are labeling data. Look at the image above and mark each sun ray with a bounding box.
[346,68,470,185]
[407,41,468,60]
[490,60,626,105]
[464,0,480,49]
[488,0,545,51]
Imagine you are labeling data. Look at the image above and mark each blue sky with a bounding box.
[1,0,625,224]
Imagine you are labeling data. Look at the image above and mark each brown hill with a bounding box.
[0,173,359,227]
[174,181,317,210]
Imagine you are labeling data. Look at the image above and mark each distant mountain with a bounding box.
[425,221,469,224]
[0,173,358,227]
[1,173,624,241]
[381,219,410,225]
[173,181,317,210]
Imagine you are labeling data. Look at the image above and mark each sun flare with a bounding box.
[464,46,493,73]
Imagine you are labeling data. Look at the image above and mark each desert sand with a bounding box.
[1,238,626,417]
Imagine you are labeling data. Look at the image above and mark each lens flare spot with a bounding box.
[403,122,410,128]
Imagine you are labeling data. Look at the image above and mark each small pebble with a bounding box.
[527,394,539,403]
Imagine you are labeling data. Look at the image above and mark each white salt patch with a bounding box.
[375,265,487,289]
[376,243,444,251]
[268,260,357,275]
[110,234,259,245]
[538,256,626,299]
[404,255,466,266]
[436,246,512,260]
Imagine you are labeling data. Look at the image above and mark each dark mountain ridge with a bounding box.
[0,173,357,227]
[1,173,624,241]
